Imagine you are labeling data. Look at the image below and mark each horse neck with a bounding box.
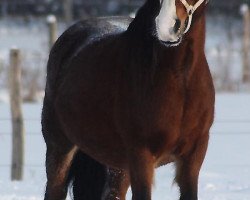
[185,14,206,53]
[159,14,207,70]
[125,3,207,74]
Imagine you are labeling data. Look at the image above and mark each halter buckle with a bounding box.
[187,6,194,16]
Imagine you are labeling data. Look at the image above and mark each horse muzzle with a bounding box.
[156,0,209,47]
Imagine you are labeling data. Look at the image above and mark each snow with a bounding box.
[240,4,249,15]
[46,15,57,24]
[0,93,250,200]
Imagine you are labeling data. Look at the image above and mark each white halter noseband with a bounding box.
[179,0,209,33]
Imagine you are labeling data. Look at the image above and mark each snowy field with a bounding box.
[0,93,250,200]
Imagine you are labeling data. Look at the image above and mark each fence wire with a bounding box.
[1,118,249,169]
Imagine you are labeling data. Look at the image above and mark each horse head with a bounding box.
[155,0,209,46]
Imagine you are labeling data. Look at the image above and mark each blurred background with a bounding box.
[0,1,250,200]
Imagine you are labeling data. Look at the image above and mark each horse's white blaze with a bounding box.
[156,0,179,42]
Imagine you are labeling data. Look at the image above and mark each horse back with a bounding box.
[45,16,132,97]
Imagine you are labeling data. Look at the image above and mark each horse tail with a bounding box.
[67,151,107,200]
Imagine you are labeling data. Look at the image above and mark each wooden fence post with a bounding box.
[9,48,25,181]
[241,4,250,83]
[47,15,58,50]
[63,0,73,25]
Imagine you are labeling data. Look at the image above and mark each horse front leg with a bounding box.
[175,135,209,200]
[128,148,155,200]
[102,168,130,200]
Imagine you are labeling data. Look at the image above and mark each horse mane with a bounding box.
[127,0,160,36]
[116,0,165,99]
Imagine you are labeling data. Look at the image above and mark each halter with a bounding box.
[179,0,209,33]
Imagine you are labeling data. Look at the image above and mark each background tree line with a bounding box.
[0,0,250,18]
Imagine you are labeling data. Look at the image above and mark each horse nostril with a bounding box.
[173,19,181,33]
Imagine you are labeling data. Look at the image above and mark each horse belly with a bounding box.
[76,133,129,169]
[56,102,129,169]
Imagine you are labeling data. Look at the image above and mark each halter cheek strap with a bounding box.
[179,0,209,33]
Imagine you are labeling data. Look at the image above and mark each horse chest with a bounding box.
[119,79,211,161]
[117,65,202,130]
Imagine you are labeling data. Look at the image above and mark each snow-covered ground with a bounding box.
[0,93,250,200]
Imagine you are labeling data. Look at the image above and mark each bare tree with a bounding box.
[1,0,8,17]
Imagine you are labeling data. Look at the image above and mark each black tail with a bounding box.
[68,151,107,200]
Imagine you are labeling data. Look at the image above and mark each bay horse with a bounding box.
[42,0,215,200]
